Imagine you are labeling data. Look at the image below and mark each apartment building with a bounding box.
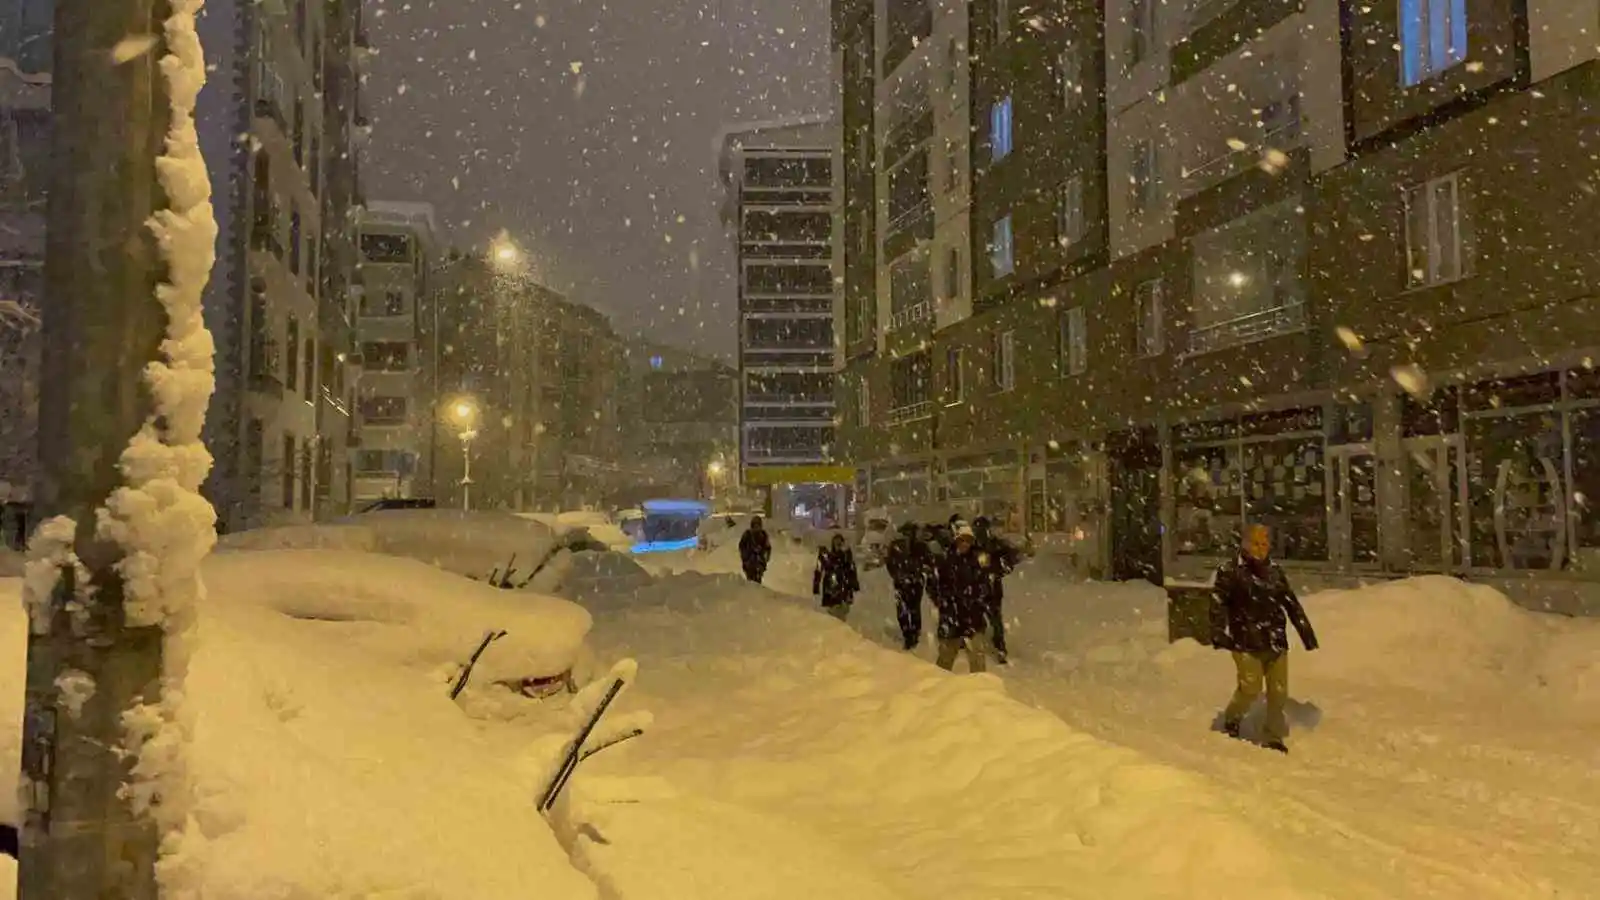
[349,202,435,505]
[835,0,1600,594]
[615,340,740,503]
[716,118,839,485]
[423,253,627,511]
[0,1,50,515]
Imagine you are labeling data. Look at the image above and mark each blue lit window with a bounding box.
[990,216,1014,277]
[649,354,664,369]
[1400,0,1467,87]
[990,97,1013,162]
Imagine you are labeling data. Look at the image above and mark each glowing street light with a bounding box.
[707,459,726,477]
[488,231,523,272]
[448,397,480,510]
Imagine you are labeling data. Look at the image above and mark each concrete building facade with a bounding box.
[716,117,839,484]
[349,201,435,505]
[834,0,1600,603]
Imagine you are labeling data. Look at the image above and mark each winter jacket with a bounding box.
[974,535,1020,602]
[738,529,772,569]
[884,535,931,588]
[813,547,860,607]
[1209,554,1319,654]
[934,547,990,639]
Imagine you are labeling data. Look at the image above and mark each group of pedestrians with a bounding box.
[882,515,1019,672]
[737,511,1320,752]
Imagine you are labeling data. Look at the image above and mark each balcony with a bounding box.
[1182,114,1303,194]
[1184,300,1307,358]
[887,302,932,332]
[250,214,283,258]
[886,400,933,426]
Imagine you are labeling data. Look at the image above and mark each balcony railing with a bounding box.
[887,301,933,332]
[886,199,932,238]
[1183,118,1302,188]
[886,400,934,426]
[1184,300,1307,358]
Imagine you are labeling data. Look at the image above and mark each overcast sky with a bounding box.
[363,0,832,358]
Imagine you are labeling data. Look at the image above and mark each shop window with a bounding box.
[1466,411,1565,569]
[1243,439,1327,561]
[1174,444,1241,556]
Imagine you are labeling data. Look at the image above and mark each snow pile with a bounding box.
[568,574,1340,899]
[0,857,12,900]
[0,550,600,899]
[221,509,562,583]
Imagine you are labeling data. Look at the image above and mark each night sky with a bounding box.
[364,0,832,358]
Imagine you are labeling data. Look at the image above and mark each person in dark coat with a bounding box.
[885,522,931,649]
[972,516,1020,664]
[738,516,772,583]
[813,533,861,621]
[1210,524,1319,753]
[933,525,991,672]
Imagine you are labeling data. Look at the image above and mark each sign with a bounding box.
[743,464,857,487]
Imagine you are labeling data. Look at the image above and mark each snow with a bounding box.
[6,525,1597,898]
[0,858,12,900]
[220,508,563,583]
[1,549,597,899]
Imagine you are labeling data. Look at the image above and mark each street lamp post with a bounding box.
[450,399,479,511]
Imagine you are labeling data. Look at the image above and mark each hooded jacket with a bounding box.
[813,544,860,607]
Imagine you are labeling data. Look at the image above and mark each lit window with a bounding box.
[1400,0,1467,86]
[991,330,1016,391]
[990,97,1013,161]
[1060,307,1088,376]
[1135,279,1165,358]
[1130,139,1158,213]
[1057,176,1084,247]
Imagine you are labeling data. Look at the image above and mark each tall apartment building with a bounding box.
[0,0,367,532]
[616,340,740,503]
[716,118,839,489]
[836,0,1600,598]
[0,0,51,518]
[349,201,436,505]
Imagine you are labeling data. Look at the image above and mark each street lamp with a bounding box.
[489,231,523,272]
[450,397,480,511]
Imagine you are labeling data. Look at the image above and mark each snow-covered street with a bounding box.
[5,519,1597,898]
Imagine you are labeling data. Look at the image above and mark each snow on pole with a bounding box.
[94,0,219,888]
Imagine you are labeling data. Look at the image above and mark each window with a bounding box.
[890,351,933,413]
[302,337,315,401]
[245,418,265,489]
[1135,280,1165,357]
[947,38,962,91]
[300,437,314,511]
[1056,46,1082,111]
[945,246,962,300]
[1400,0,1467,86]
[282,434,297,510]
[990,97,1014,161]
[1057,176,1084,247]
[1060,307,1088,376]
[361,289,408,317]
[289,210,302,274]
[991,330,1016,391]
[990,215,1015,276]
[285,316,300,391]
[857,376,870,426]
[1129,0,1155,66]
[945,346,965,404]
[1130,140,1158,213]
[995,0,1010,42]
[359,395,409,425]
[1403,173,1465,287]
[292,100,304,166]
[361,233,411,263]
[889,251,931,320]
[945,138,960,193]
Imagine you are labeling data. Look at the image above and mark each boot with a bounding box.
[1222,720,1241,739]
[1263,739,1288,754]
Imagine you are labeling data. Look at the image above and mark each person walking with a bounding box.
[1210,523,1319,753]
[885,522,930,649]
[972,516,1020,664]
[933,525,991,672]
[738,516,772,584]
[813,533,861,621]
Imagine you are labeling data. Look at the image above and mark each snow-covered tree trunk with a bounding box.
[17,0,216,896]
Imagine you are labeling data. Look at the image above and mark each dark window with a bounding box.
[744,264,833,295]
[360,233,410,263]
[741,210,831,243]
[742,155,831,189]
[282,433,297,509]
[361,341,411,371]
[285,316,300,391]
[302,337,315,401]
[890,351,932,411]
[289,210,302,274]
[359,395,408,425]
[745,316,832,349]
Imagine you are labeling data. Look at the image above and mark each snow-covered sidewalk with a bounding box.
[824,555,1600,899]
[570,572,1349,900]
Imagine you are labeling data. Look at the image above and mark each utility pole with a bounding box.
[20,0,179,895]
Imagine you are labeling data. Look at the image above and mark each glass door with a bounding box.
[1403,435,1466,570]
[1329,445,1379,566]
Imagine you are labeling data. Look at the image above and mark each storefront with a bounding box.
[942,448,1023,532]
[1172,406,1327,565]
[1028,440,1106,573]
[867,461,935,510]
